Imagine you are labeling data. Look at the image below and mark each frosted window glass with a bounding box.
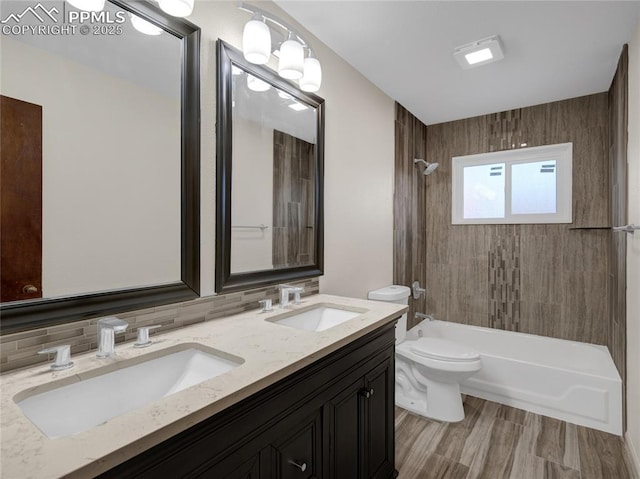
[511,160,557,215]
[463,163,505,219]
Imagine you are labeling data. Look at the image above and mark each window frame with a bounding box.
[452,142,573,225]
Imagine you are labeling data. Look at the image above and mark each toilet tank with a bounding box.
[367,285,411,343]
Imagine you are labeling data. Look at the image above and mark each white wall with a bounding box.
[191,1,395,299]
[626,18,640,476]
[1,38,180,298]
[231,117,274,273]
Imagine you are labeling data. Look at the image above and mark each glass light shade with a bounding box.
[300,57,322,92]
[158,0,194,17]
[130,14,162,36]
[242,20,271,65]
[278,38,304,80]
[247,74,270,92]
[66,0,105,12]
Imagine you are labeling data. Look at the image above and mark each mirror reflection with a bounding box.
[0,1,182,304]
[230,65,317,274]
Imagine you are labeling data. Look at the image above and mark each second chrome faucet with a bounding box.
[279,284,304,308]
[96,317,128,358]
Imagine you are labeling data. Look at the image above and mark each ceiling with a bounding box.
[274,1,640,125]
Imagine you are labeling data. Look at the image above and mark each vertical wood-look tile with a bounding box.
[468,419,522,479]
[394,104,427,329]
[608,45,628,428]
[396,412,446,471]
[578,426,631,479]
[529,416,580,471]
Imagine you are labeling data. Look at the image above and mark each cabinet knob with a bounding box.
[288,460,307,472]
[23,284,38,294]
[359,388,375,399]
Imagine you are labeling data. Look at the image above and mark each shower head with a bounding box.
[413,159,439,176]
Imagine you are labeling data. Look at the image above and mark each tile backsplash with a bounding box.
[0,278,319,373]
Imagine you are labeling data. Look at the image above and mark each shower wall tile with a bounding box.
[608,45,628,427]
[394,104,428,328]
[406,93,613,350]
[0,278,319,373]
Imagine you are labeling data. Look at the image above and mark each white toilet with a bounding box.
[368,285,482,422]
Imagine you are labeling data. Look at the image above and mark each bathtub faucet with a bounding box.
[415,312,435,321]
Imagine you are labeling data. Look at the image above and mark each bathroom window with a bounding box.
[452,143,572,224]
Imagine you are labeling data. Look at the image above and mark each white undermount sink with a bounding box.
[15,345,243,438]
[268,304,365,332]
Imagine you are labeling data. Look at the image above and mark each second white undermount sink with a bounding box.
[268,304,364,332]
[15,344,243,439]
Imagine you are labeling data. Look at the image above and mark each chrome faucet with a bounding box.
[279,284,304,308]
[97,317,128,358]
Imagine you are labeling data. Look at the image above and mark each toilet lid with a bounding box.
[410,338,480,362]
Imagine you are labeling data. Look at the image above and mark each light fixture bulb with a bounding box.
[300,56,322,92]
[158,0,194,17]
[278,33,304,80]
[130,13,162,36]
[66,0,104,12]
[242,19,271,65]
[247,74,270,92]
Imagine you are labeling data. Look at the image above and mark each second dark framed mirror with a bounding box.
[215,40,324,293]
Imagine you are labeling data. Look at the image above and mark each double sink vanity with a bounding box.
[0,295,406,478]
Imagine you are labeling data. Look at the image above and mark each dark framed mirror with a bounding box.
[0,0,200,334]
[215,40,324,293]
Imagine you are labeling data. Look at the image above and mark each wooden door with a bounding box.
[0,95,43,302]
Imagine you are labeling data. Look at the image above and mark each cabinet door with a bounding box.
[324,355,395,479]
[363,357,395,479]
[271,410,322,479]
[324,377,366,479]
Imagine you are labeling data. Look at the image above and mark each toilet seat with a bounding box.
[409,338,480,362]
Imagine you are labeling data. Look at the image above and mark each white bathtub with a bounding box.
[407,319,623,435]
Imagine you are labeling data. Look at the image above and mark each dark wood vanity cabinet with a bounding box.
[99,321,398,479]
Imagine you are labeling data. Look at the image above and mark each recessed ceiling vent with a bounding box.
[454,35,504,69]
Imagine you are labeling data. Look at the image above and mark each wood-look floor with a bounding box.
[395,397,635,479]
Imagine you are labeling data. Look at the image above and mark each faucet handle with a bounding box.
[38,345,74,371]
[293,287,305,305]
[258,299,273,312]
[134,325,161,348]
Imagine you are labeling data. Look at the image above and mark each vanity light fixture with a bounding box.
[66,0,105,12]
[158,0,194,18]
[454,35,504,69]
[243,15,272,65]
[238,2,322,92]
[278,31,304,80]
[130,13,162,36]
[300,52,322,92]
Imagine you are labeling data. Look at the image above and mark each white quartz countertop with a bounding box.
[0,294,406,479]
